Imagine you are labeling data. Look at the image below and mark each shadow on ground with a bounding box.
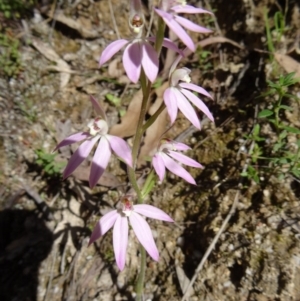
[0,209,53,301]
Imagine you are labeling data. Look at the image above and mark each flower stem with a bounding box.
[129,73,151,301]
[142,102,166,132]
[135,245,146,301]
[129,70,152,202]
[131,18,167,300]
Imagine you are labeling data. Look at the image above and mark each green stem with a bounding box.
[127,166,142,200]
[132,80,151,168]
[142,102,166,132]
[135,246,146,301]
[274,91,283,131]
[131,18,167,300]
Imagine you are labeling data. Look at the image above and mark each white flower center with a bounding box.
[88,118,108,136]
[170,68,191,87]
[121,198,134,217]
[129,14,145,34]
[159,139,176,153]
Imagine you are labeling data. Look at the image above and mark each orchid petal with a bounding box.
[179,82,213,99]
[169,51,185,76]
[152,154,166,182]
[163,87,178,124]
[175,15,212,33]
[174,89,201,129]
[171,5,212,15]
[147,36,183,55]
[106,135,132,167]
[99,39,128,66]
[180,88,214,122]
[154,8,195,51]
[113,215,128,271]
[63,136,99,179]
[172,141,191,151]
[90,96,107,120]
[123,42,142,83]
[161,153,197,185]
[55,132,90,151]
[89,210,118,245]
[133,204,174,222]
[168,151,203,168]
[161,38,183,54]
[129,212,159,261]
[141,42,159,82]
[89,137,112,188]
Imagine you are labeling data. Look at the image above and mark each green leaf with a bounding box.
[152,77,163,89]
[292,169,300,178]
[141,171,156,198]
[279,130,287,137]
[279,105,292,111]
[105,93,121,106]
[253,124,260,136]
[278,158,288,164]
[258,109,273,118]
[280,126,300,134]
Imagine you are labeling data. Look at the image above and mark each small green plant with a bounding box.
[242,72,300,182]
[0,0,36,19]
[258,72,299,131]
[264,8,286,62]
[241,124,265,183]
[0,32,22,78]
[197,48,212,73]
[35,149,66,177]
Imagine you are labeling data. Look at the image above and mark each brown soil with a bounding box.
[0,0,300,301]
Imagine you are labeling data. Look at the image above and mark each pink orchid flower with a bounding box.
[89,197,174,271]
[99,37,182,84]
[55,96,132,188]
[99,0,182,84]
[155,1,212,51]
[164,67,214,129]
[152,139,203,185]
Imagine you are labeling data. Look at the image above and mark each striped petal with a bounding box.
[180,88,214,122]
[171,5,212,15]
[89,137,112,188]
[174,89,200,129]
[179,82,213,99]
[99,39,128,66]
[55,132,90,151]
[175,15,212,33]
[133,204,174,222]
[89,210,118,245]
[123,41,142,83]
[163,87,178,124]
[161,153,197,185]
[113,215,128,271]
[141,42,159,82]
[168,150,203,168]
[63,136,99,179]
[106,135,132,167]
[129,212,159,261]
[90,95,107,121]
[152,153,166,182]
[154,8,195,51]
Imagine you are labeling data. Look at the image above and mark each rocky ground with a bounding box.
[0,0,300,300]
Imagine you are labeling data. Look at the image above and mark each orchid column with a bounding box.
[56,0,214,299]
